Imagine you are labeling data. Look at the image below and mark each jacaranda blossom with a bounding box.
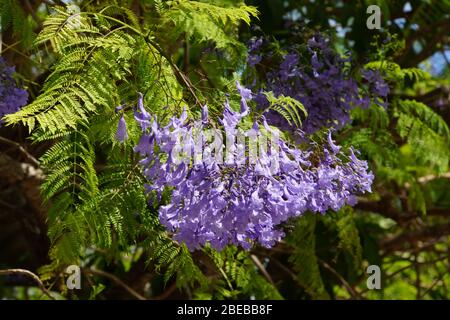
[132,83,374,251]
[247,34,389,135]
[0,57,28,125]
[115,114,128,143]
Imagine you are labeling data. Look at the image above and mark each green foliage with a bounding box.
[154,241,207,288]
[205,246,282,299]
[0,0,36,48]
[333,207,363,271]
[405,0,450,39]
[394,99,450,173]
[160,0,257,59]
[1,0,449,301]
[365,61,430,86]
[5,7,135,133]
[286,214,329,299]
[264,91,307,128]
[343,127,398,167]
[1,1,271,299]
[349,61,450,218]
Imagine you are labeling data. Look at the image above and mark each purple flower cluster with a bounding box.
[247,37,263,67]
[0,57,28,125]
[131,83,374,251]
[361,68,389,107]
[248,34,389,135]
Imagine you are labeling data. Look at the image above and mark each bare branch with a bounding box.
[250,254,275,286]
[0,269,55,300]
[146,39,203,107]
[318,259,361,300]
[381,223,450,255]
[83,268,147,300]
[0,136,39,167]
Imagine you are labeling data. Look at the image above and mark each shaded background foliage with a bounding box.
[0,0,449,300]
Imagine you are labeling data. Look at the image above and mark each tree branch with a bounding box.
[250,254,275,286]
[0,269,55,300]
[381,223,450,254]
[318,259,361,300]
[146,38,203,107]
[0,136,39,167]
[83,268,147,300]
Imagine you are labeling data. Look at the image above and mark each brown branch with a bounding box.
[250,254,275,286]
[381,223,450,255]
[419,265,447,299]
[318,259,361,300]
[356,199,450,223]
[153,282,178,300]
[0,269,55,300]
[265,255,298,283]
[385,255,446,281]
[146,38,202,107]
[0,136,39,167]
[399,19,450,67]
[83,268,147,300]
[418,172,450,184]
[24,0,40,23]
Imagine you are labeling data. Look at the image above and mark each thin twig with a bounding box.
[250,254,275,286]
[146,39,203,107]
[318,259,360,299]
[416,172,450,184]
[358,255,448,296]
[83,268,146,300]
[385,255,447,281]
[0,136,40,167]
[419,267,446,299]
[0,269,55,300]
[154,282,178,300]
[265,254,298,282]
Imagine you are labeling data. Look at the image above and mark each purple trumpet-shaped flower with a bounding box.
[201,104,209,124]
[115,114,128,143]
[133,83,374,251]
[327,131,341,154]
[134,92,152,132]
